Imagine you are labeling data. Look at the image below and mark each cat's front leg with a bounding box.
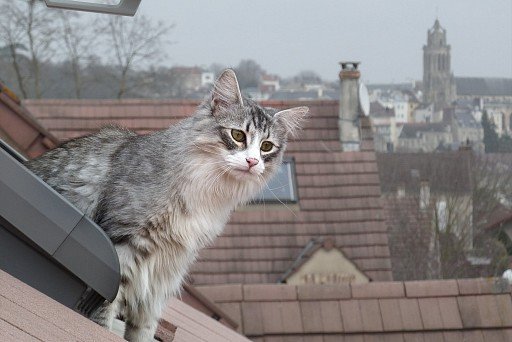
[89,296,121,330]
[123,301,161,342]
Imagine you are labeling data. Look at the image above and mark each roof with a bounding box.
[0,82,59,158]
[456,77,512,97]
[158,298,250,342]
[455,110,482,129]
[399,122,451,139]
[23,98,393,283]
[370,101,395,118]
[0,269,249,342]
[196,279,512,341]
[269,90,321,100]
[376,151,473,195]
[181,284,239,329]
[0,269,122,341]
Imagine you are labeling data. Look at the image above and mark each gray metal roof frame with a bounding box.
[0,138,120,306]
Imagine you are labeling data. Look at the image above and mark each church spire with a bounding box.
[423,19,456,110]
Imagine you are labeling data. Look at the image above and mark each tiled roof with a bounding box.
[181,284,239,329]
[23,99,392,283]
[160,298,250,342]
[455,109,481,129]
[0,269,123,341]
[370,101,395,118]
[0,269,249,342]
[376,152,473,195]
[0,82,59,158]
[456,77,512,97]
[399,122,450,139]
[196,279,512,341]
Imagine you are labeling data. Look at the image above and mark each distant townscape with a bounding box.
[1,7,510,154]
[159,20,512,154]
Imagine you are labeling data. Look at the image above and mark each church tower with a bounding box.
[423,19,456,110]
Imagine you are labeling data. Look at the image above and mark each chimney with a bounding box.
[339,61,362,151]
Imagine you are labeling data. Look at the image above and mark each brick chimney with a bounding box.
[339,61,362,151]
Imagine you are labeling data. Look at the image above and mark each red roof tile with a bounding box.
[405,279,459,297]
[0,270,122,342]
[196,278,512,340]
[160,297,249,341]
[1,269,249,342]
[23,98,393,283]
[0,83,59,158]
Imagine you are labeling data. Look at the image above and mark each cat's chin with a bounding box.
[229,168,261,180]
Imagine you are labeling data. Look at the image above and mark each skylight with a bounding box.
[251,158,298,204]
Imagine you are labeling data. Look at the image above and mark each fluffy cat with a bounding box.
[26,69,308,341]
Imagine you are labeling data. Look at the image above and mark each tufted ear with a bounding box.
[211,69,244,114]
[274,106,309,137]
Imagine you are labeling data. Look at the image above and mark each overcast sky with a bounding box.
[137,0,512,84]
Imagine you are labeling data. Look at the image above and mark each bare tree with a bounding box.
[99,14,173,99]
[383,151,510,281]
[0,1,30,98]
[57,12,98,98]
[293,70,323,85]
[234,59,264,89]
[0,0,57,98]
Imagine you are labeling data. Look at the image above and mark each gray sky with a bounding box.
[138,0,512,83]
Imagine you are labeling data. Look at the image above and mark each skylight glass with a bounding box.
[251,158,298,203]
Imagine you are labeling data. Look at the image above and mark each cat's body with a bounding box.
[26,70,308,341]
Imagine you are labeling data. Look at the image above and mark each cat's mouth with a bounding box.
[232,167,259,178]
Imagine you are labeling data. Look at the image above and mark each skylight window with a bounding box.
[251,158,298,204]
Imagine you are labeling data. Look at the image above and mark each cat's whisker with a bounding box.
[191,142,225,157]
[260,174,298,219]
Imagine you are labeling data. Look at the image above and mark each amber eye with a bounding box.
[231,129,246,142]
[260,141,274,152]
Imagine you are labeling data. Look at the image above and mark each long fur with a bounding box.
[26,69,308,341]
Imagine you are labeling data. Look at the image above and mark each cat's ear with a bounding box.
[211,69,244,114]
[274,106,309,137]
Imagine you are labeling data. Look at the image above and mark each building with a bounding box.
[168,66,214,98]
[370,101,398,152]
[422,19,457,110]
[396,106,484,153]
[456,77,512,135]
[397,122,453,152]
[259,74,280,94]
[378,91,410,124]
[451,107,485,152]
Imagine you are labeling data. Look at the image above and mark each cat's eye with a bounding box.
[260,141,274,152]
[231,129,246,142]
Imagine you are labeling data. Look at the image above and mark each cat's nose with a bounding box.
[246,157,259,168]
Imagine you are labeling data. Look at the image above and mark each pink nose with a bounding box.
[246,157,259,168]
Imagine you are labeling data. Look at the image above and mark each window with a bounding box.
[251,158,298,204]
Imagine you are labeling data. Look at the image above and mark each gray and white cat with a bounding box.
[26,69,308,341]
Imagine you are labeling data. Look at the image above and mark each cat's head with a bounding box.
[193,69,308,185]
